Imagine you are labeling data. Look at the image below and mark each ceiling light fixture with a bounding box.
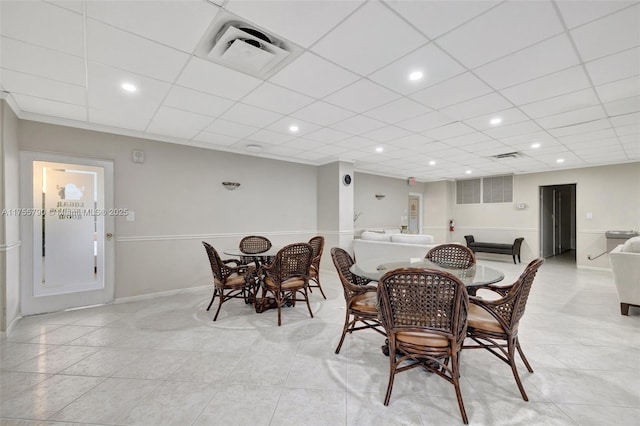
[489,117,502,125]
[465,170,472,174]
[428,160,436,166]
[375,147,384,153]
[408,71,423,81]
[556,158,565,163]
[531,143,541,149]
[246,144,263,152]
[289,124,299,133]
[121,83,137,92]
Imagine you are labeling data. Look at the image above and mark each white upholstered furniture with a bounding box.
[609,236,640,315]
[353,231,436,261]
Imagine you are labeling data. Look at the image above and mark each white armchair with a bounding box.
[609,239,640,315]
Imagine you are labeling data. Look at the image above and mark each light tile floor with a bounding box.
[1,254,639,425]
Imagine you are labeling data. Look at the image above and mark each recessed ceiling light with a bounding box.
[121,83,137,92]
[375,147,384,153]
[465,170,472,174]
[489,117,502,125]
[246,144,263,153]
[428,160,436,166]
[289,124,299,133]
[531,143,541,149]
[408,71,423,81]
[556,158,565,163]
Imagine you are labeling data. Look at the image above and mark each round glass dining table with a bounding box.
[350,257,505,288]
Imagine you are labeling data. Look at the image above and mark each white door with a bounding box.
[20,152,115,315]
[408,193,422,234]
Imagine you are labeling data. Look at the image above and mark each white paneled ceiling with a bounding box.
[1,0,638,182]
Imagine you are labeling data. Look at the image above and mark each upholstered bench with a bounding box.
[464,235,524,264]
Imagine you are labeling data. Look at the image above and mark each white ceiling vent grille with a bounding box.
[491,151,524,159]
[195,11,303,79]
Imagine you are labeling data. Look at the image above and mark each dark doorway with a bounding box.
[540,184,576,262]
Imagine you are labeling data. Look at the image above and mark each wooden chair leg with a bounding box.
[206,288,217,311]
[335,311,351,354]
[304,287,314,318]
[508,339,528,401]
[383,344,397,406]
[213,288,224,321]
[515,338,534,373]
[451,353,469,424]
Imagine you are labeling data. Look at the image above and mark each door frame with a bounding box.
[20,151,115,315]
[409,192,423,234]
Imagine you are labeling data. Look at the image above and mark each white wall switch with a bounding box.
[127,211,135,222]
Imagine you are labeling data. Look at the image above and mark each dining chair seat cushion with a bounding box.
[395,330,449,347]
[264,276,306,290]
[350,292,378,313]
[215,273,247,289]
[467,303,508,334]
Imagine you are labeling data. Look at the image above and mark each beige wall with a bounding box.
[438,163,640,268]
[1,101,21,331]
[18,120,319,299]
[354,172,426,233]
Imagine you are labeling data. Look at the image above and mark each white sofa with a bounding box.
[609,236,640,315]
[353,231,437,261]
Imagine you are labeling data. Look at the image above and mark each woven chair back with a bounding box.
[202,242,231,282]
[271,242,313,282]
[426,244,476,269]
[239,235,272,254]
[378,268,468,341]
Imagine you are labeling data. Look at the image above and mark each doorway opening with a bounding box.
[539,184,576,263]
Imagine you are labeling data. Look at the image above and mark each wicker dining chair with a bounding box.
[308,236,327,299]
[260,242,314,326]
[202,241,250,321]
[239,235,272,266]
[331,247,385,354]
[425,243,476,269]
[378,267,470,424]
[463,258,545,401]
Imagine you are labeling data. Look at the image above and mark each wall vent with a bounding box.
[195,11,303,79]
[491,151,524,159]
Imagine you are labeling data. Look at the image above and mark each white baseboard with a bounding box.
[2,314,23,337]
[114,285,210,304]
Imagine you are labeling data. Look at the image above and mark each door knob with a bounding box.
[106,233,113,240]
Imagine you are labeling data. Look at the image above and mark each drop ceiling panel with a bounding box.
[45,0,84,14]
[85,0,220,52]
[281,138,326,151]
[362,126,412,142]
[14,93,86,122]
[224,0,364,48]
[268,52,359,99]
[86,20,190,83]
[585,47,640,86]
[1,69,86,106]
[266,117,320,137]
[464,108,529,131]
[1,1,84,56]
[410,72,493,110]
[331,115,386,135]
[596,77,640,103]
[363,98,432,124]
[422,122,475,141]
[290,101,355,126]
[246,129,295,146]
[556,0,636,29]
[603,96,640,116]
[192,131,240,147]
[519,89,600,119]
[220,103,283,127]
[548,118,611,137]
[163,86,234,118]
[535,105,607,129]
[240,82,315,115]
[1,38,86,86]
[441,93,512,122]
[88,108,150,132]
[483,120,543,139]
[501,66,591,106]
[205,118,259,138]
[474,34,580,90]
[146,106,213,140]
[323,79,400,114]
[436,0,564,68]
[311,0,427,75]
[386,0,500,40]
[570,5,640,62]
[396,111,455,133]
[304,128,351,143]
[177,57,263,100]
[87,62,171,119]
[368,43,465,95]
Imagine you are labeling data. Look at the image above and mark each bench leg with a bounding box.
[512,255,516,264]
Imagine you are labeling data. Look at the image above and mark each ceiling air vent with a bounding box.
[491,151,524,159]
[205,22,290,77]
